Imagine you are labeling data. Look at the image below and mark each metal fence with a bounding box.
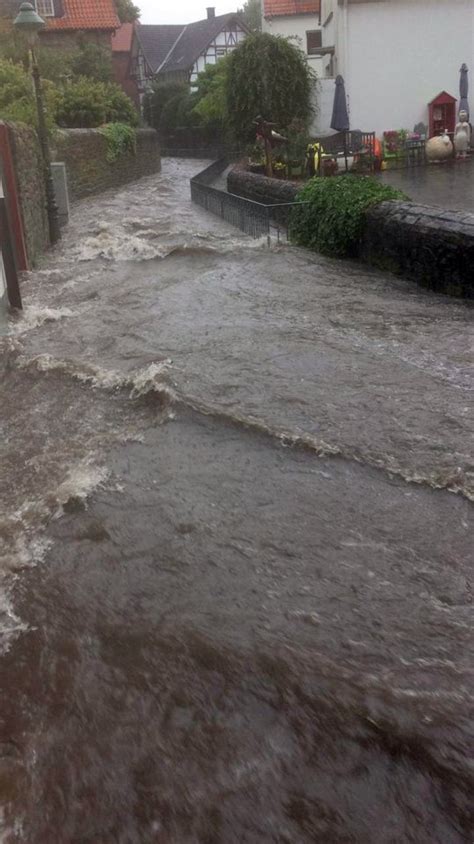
[190,159,306,241]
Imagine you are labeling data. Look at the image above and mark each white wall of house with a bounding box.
[343,0,473,135]
[262,14,324,75]
[263,13,332,131]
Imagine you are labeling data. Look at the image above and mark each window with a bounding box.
[306,30,322,55]
[35,0,55,16]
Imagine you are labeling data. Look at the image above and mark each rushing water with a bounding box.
[0,160,473,842]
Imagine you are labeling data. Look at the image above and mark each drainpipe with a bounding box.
[341,0,348,80]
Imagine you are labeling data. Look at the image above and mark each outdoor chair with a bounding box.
[313,131,376,174]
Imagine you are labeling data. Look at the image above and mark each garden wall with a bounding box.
[53,128,161,201]
[362,202,474,298]
[6,123,49,268]
[227,167,474,298]
[227,166,298,226]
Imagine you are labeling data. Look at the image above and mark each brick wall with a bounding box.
[53,128,161,201]
[7,123,49,267]
[112,53,140,108]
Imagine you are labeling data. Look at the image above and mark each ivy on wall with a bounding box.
[98,122,136,162]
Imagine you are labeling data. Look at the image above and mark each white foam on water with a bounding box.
[0,459,110,654]
[67,218,275,263]
[52,461,109,515]
[17,354,175,401]
[8,306,75,335]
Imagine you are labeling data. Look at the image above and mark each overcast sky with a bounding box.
[137,0,239,25]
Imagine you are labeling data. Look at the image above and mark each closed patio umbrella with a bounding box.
[331,75,350,132]
[459,63,469,118]
[331,75,350,171]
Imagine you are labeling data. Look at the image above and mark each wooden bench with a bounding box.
[311,131,376,174]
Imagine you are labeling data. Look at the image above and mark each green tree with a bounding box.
[238,0,262,31]
[143,81,188,129]
[114,0,140,23]
[192,57,230,130]
[226,32,315,142]
[38,47,77,85]
[71,42,113,83]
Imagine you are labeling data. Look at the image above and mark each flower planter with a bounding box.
[249,163,265,174]
[289,164,303,178]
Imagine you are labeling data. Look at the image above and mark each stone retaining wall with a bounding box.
[362,202,474,298]
[53,128,161,201]
[227,166,298,226]
[227,167,474,298]
[7,123,49,267]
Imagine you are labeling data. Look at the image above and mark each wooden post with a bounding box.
[0,181,22,309]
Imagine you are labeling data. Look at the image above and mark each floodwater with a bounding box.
[0,159,473,843]
[377,159,474,212]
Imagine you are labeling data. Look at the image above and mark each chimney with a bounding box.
[207,7,215,18]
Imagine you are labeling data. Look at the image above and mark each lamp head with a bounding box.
[13,2,45,46]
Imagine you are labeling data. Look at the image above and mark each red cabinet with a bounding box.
[428,91,457,138]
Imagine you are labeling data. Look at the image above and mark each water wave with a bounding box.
[16,354,175,402]
[67,222,272,263]
[11,351,474,501]
[7,306,75,335]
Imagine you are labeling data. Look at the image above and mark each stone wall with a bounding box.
[362,202,474,298]
[7,123,49,267]
[227,167,473,298]
[53,128,161,201]
[227,166,297,226]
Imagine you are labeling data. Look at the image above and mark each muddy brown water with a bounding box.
[0,160,473,842]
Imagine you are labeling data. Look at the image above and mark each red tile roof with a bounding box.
[263,0,320,17]
[46,0,119,31]
[112,21,134,51]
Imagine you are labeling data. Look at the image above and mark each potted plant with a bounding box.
[272,160,287,179]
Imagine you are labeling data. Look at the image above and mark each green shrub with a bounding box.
[99,122,136,161]
[290,175,408,258]
[55,78,137,128]
[103,83,138,125]
[0,58,58,132]
[159,90,199,133]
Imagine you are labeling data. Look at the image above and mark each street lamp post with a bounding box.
[13,2,60,245]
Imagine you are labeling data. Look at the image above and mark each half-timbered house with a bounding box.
[131,8,249,100]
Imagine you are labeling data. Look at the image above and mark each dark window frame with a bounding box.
[306,29,322,55]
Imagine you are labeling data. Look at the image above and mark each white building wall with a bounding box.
[263,14,327,130]
[345,0,474,136]
[262,14,324,75]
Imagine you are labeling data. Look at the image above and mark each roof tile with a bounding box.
[263,0,320,17]
[45,0,119,31]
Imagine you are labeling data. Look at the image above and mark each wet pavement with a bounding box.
[0,159,473,843]
[377,158,474,212]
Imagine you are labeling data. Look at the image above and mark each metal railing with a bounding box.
[190,159,307,242]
